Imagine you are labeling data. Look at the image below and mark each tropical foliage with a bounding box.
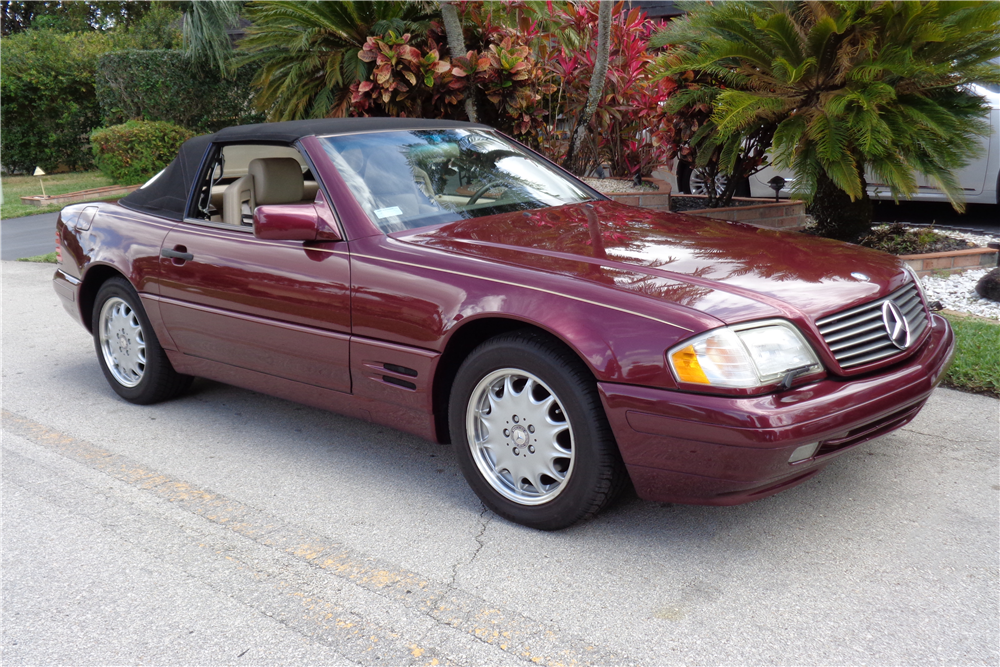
[177,0,244,73]
[582,4,674,179]
[350,26,552,138]
[350,31,465,119]
[653,0,1000,238]
[235,0,438,120]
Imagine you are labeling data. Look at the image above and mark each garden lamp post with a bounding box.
[767,176,785,202]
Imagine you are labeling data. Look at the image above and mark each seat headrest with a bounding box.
[248,157,304,205]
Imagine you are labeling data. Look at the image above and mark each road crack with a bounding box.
[446,503,492,590]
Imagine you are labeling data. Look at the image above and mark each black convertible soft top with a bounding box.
[119,117,487,221]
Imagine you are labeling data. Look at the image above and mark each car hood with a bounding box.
[400,200,910,324]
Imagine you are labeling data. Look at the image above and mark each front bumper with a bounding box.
[599,314,955,505]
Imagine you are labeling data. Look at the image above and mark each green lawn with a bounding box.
[1,170,116,219]
[17,252,57,263]
[941,313,1000,398]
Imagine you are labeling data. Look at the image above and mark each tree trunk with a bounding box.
[562,0,611,175]
[809,169,873,242]
[440,1,476,123]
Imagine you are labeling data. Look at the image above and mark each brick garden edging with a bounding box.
[595,180,994,273]
[20,183,141,208]
[603,177,672,212]
[675,195,807,231]
[900,247,999,277]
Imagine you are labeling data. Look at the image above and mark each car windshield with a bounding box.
[318,129,597,233]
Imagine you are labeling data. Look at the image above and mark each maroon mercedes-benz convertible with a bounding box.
[54,118,954,529]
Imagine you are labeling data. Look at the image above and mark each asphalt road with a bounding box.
[0,212,58,260]
[3,260,998,666]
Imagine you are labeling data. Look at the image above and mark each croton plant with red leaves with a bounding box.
[349,1,678,178]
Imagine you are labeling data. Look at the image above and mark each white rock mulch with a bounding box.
[920,268,1000,320]
[895,226,1000,319]
[932,229,1000,247]
[870,223,999,250]
[581,177,655,194]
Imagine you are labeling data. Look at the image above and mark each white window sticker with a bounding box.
[374,206,403,219]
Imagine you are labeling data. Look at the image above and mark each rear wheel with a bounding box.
[678,162,750,197]
[449,331,625,530]
[92,277,191,404]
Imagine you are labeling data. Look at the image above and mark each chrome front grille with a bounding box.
[816,283,928,369]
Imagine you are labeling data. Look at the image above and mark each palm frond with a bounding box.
[237,0,438,121]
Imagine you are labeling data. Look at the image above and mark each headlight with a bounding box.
[668,320,822,390]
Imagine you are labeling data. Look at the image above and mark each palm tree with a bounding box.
[440,1,476,122]
[178,0,243,74]
[654,1,1000,240]
[236,0,438,121]
[562,0,612,175]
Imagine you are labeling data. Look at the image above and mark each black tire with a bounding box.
[91,277,192,404]
[732,175,751,197]
[677,162,693,194]
[449,331,626,530]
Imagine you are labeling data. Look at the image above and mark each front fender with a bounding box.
[349,235,721,389]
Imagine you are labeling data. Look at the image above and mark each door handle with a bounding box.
[161,247,194,262]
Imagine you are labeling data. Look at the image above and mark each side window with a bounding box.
[190,144,319,225]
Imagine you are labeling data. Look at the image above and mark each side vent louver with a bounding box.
[382,375,417,390]
[383,363,418,377]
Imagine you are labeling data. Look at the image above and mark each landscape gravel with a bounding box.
[897,224,1000,248]
[582,177,655,194]
[920,268,1000,320]
[901,226,1000,319]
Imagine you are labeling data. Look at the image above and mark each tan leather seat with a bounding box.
[222,157,305,226]
[222,174,255,226]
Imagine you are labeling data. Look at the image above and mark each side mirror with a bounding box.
[253,203,341,242]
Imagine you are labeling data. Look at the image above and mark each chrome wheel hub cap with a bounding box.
[466,369,574,505]
[689,168,729,195]
[98,297,146,388]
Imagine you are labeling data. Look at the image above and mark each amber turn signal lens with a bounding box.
[671,345,710,384]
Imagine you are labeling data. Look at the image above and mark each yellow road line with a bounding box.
[3,409,628,667]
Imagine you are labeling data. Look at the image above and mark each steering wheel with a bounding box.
[467,182,509,205]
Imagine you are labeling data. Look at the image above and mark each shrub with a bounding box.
[559,4,673,179]
[0,9,180,175]
[91,121,195,184]
[0,29,116,173]
[96,50,264,133]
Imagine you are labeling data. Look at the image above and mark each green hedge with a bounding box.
[96,50,264,133]
[0,30,115,173]
[0,9,179,175]
[91,121,195,184]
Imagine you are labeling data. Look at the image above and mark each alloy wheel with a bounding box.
[466,369,575,505]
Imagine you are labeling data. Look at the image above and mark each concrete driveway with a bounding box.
[2,260,998,666]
